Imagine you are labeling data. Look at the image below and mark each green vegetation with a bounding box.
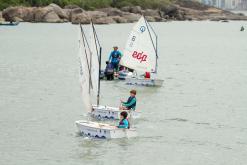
[0,0,172,10]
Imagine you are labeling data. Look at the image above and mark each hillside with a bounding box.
[1,0,247,24]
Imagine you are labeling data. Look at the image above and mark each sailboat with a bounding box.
[119,16,164,87]
[88,22,140,120]
[75,22,137,139]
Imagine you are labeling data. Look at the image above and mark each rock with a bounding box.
[2,3,247,24]
[48,3,68,19]
[13,17,23,22]
[62,9,72,19]
[0,11,5,22]
[184,15,194,20]
[176,11,186,20]
[2,6,34,22]
[71,7,84,15]
[69,8,84,21]
[43,11,62,23]
[33,7,62,23]
[94,17,115,24]
[210,17,221,21]
[71,13,90,24]
[64,7,84,21]
[99,8,123,16]
[161,5,178,17]
[121,6,131,12]
[33,7,50,22]
[145,16,156,22]
[64,5,80,9]
[110,16,127,23]
[86,11,107,19]
[122,13,141,23]
[130,6,142,14]
[153,16,163,22]
[143,9,160,17]
[121,6,142,14]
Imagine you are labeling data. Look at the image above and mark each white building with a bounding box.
[196,0,244,9]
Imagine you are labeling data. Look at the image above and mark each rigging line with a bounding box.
[146,20,158,57]
[80,24,93,92]
[144,16,157,57]
[91,22,100,61]
[80,24,93,89]
[91,21,102,105]
[143,16,158,73]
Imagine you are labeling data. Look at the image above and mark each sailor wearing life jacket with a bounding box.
[108,46,122,72]
[120,90,137,110]
[118,111,130,129]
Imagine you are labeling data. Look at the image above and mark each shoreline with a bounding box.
[1,2,247,24]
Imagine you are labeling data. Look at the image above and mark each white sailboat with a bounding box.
[75,23,137,139]
[87,22,140,120]
[119,16,164,87]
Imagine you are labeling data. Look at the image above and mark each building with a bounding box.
[195,0,247,9]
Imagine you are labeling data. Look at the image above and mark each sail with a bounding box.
[120,16,157,72]
[89,23,100,96]
[78,25,92,111]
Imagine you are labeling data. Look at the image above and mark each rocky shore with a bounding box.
[1,1,247,24]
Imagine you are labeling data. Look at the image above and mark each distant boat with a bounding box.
[0,22,19,26]
[240,26,245,31]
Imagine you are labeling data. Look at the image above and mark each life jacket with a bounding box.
[111,51,121,63]
[126,96,136,110]
[119,118,130,129]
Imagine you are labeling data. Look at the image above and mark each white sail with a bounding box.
[89,23,99,96]
[78,26,92,111]
[120,16,157,72]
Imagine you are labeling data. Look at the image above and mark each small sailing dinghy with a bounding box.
[119,16,164,87]
[86,22,140,120]
[75,23,137,139]
[75,120,137,139]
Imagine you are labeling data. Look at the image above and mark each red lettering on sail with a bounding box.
[132,51,147,63]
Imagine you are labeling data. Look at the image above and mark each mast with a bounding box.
[144,16,158,73]
[91,21,102,106]
[97,47,102,105]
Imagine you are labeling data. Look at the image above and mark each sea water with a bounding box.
[0,21,247,165]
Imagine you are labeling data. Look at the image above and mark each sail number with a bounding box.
[129,36,136,47]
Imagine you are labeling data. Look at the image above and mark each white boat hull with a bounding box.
[75,120,137,139]
[90,105,140,120]
[126,78,164,87]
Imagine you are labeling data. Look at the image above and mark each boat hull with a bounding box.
[75,120,137,139]
[0,22,19,26]
[118,70,134,80]
[90,105,140,120]
[126,78,164,87]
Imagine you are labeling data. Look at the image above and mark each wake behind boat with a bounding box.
[119,16,164,87]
